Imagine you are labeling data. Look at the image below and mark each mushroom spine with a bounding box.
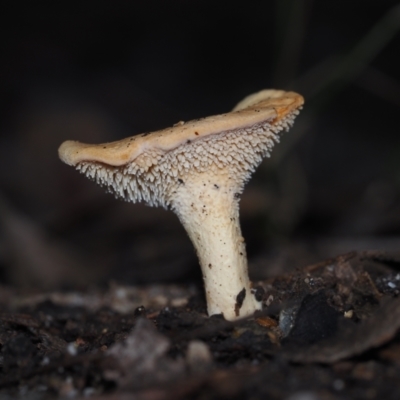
[76,116,298,208]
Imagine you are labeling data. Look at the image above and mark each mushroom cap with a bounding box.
[58,89,304,208]
[59,90,303,167]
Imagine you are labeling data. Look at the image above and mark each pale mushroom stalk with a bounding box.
[172,170,256,319]
[58,89,304,321]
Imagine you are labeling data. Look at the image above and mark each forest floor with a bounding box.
[1,251,400,399]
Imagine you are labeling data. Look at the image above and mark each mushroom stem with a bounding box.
[171,171,262,321]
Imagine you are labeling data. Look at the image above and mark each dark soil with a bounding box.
[1,251,400,399]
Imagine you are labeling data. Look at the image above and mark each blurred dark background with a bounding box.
[0,0,400,290]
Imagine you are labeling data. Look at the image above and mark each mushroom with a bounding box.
[58,89,304,321]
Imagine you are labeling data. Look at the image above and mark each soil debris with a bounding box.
[0,251,399,398]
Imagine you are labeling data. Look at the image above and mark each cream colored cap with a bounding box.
[59,90,304,167]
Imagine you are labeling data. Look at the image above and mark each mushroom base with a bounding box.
[171,172,262,321]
